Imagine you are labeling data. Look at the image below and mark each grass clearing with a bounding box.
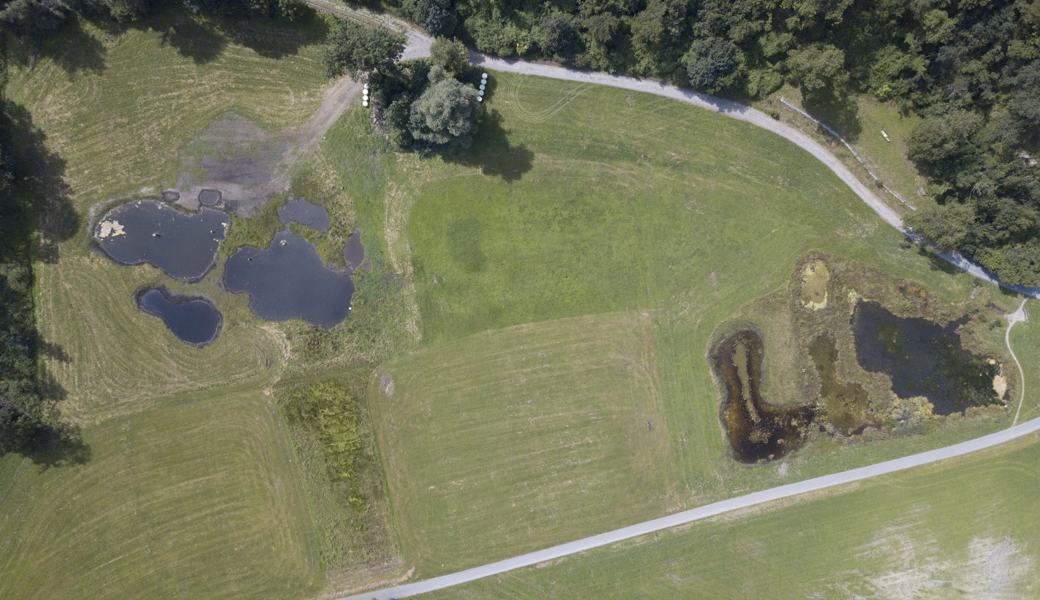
[0,385,322,600]
[4,8,405,598]
[33,254,284,424]
[352,71,1027,575]
[5,7,329,238]
[424,434,1040,599]
[371,311,678,575]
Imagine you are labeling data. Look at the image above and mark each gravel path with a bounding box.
[1009,299,1030,425]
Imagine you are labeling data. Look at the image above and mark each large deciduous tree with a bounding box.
[324,20,406,79]
[684,36,742,93]
[407,68,481,149]
[786,43,847,98]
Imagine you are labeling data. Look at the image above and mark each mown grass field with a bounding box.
[424,433,1040,599]
[8,5,1040,595]
[354,71,1039,576]
[6,8,330,231]
[1,8,405,599]
[0,386,321,599]
[371,311,678,574]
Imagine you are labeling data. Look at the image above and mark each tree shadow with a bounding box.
[160,15,227,65]
[0,102,79,263]
[443,110,534,183]
[0,101,87,468]
[8,17,107,76]
[37,336,71,363]
[213,7,329,60]
[804,91,862,142]
[21,422,91,469]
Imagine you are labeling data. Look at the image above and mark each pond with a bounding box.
[343,228,368,272]
[136,287,222,347]
[852,300,999,415]
[223,230,354,327]
[278,198,330,232]
[711,329,816,463]
[95,200,229,282]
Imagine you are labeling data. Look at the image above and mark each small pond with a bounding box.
[198,189,222,207]
[95,200,228,281]
[278,198,330,232]
[711,329,816,463]
[852,300,999,415]
[343,228,368,272]
[136,287,222,347]
[223,230,354,327]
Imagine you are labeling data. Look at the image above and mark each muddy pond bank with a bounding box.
[712,329,816,463]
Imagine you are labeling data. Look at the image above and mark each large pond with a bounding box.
[852,300,999,415]
[278,198,330,232]
[136,287,222,347]
[95,200,228,281]
[711,329,816,463]
[223,230,354,327]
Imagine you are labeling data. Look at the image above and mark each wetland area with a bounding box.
[94,192,361,347]
[711,255,1009,463]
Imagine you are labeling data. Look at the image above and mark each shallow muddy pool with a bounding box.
[223,230,354,327]
[136,287,222,347]
[343,228,368,272]
[852,300,999,415]
[278,198,330,232]
[94,200,228,281]
[711,329,816,463]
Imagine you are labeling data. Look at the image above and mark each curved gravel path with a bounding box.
[1009,298,1030,425]
[299,3,1040,597]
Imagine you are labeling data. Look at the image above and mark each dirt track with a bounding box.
[173,76,362,215]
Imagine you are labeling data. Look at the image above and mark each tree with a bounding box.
[430,36,468,74]
[905,202,976,250]
[538,11,582,60]
[403,0,456,36]
[100,0,152,22]
[407,70,481,148]
[786,43,847,97]
[907,110,984,179]
[0,0,75,37]
[684,36,741,93]
[629,0,690,77]
[324,20,405,79]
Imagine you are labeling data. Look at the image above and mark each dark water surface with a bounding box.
[711,329,816,463]
[198,189,222,207]
[136,287,222,347]
[94,200,228,281]
[278,198,330,232]
[343,228,367,271]
[853,300,998,415]
[224,230,353,327]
